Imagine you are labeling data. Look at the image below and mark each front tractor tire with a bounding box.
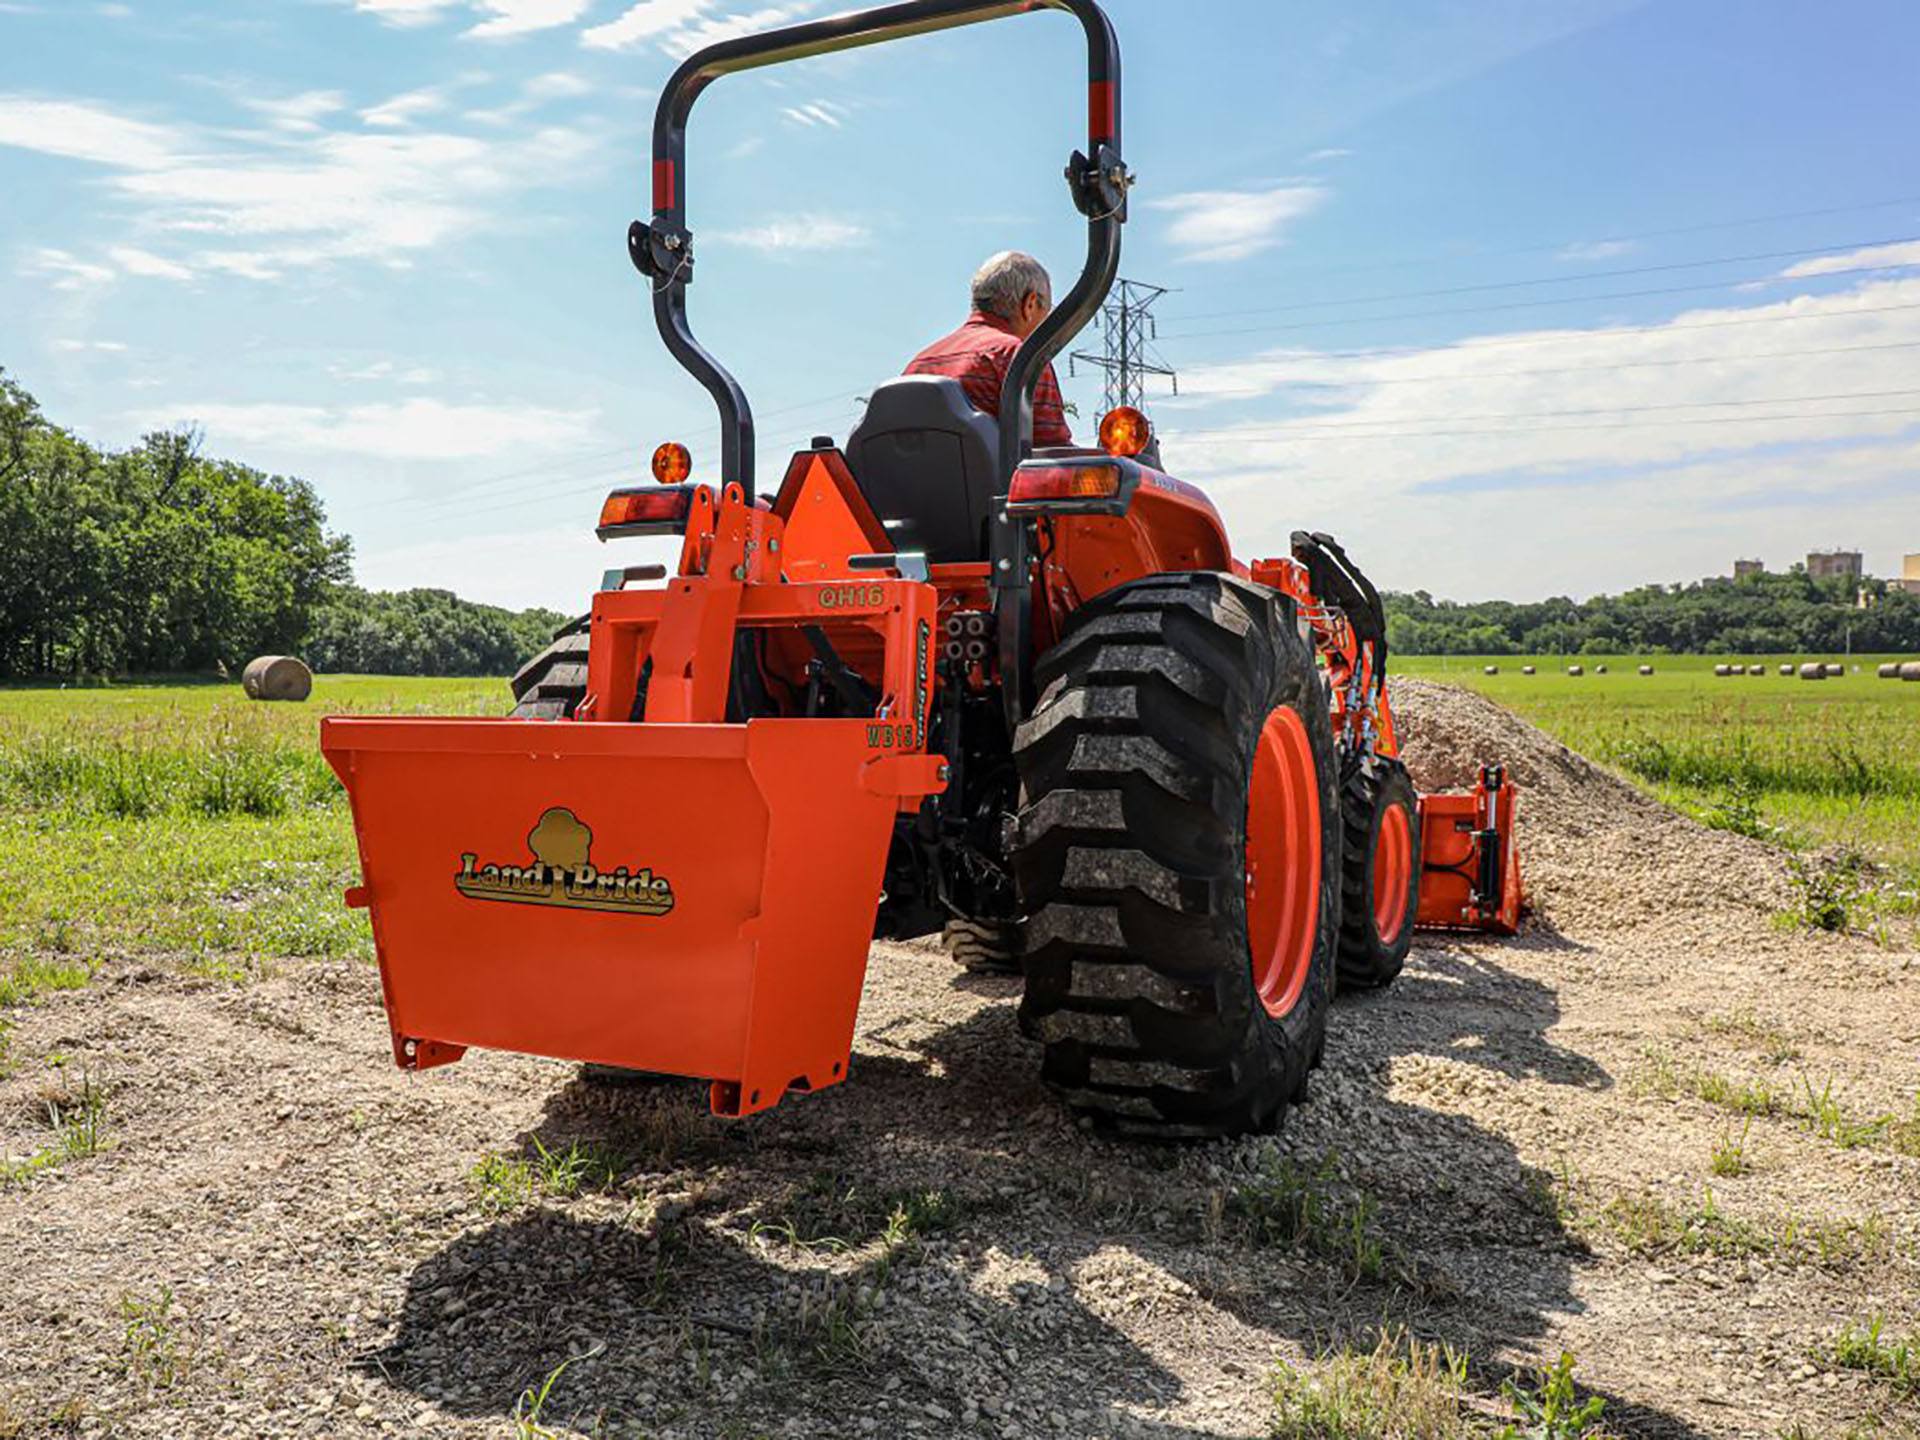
[1010,573,1342,1137]
[1335,760,1421,990]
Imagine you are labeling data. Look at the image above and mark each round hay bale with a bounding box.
[1638,665,1654,676]
[1730,664,1747,675]
[1901,662,1920,682]
[1825,663,1846,678]
[1521,665,1537,676]
[1750,665,1766,677]
[1879,663,1901,679]
[242,654,313,702]
[1595,664,1609,675]
[1798,663,1827,681]
[1483,665,1499,676]
[1779,663,1794,676]
[1713,664,1732,677]
[1566,664,1584,677]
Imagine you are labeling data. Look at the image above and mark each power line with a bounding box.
[1168,234,1920,323]
[1168,193,1920,288]
[1166,387,1920,435]
[1180,339,1920,396]
[1157,261,1920,342]
[1156,299,1920,361]
[1165,404,1920,446]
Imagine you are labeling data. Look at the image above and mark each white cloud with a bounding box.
[242,90,349,133]
[1149,183,1327,264]
[135,398,597,461]
[1557,238,1638,262]
[581,0,710,48]
[360,88,447,128]
[0,97,182,169]
[780,100,846,129]
[332,359,440,384]
[52,338,129,353]
[465,0,592,38]
[116,125,596,263]
[711,214,869,251]
[194,250,284,280]
[723,135,764,160]
[24,248,116,291]
[525,71,593,100]
[1156,274,1920,597]
[465,71,595,125]
[581,0,814,55]
[1305,147,1352,163]
[107,244,194,280]
[1781,240,1920,280]
[351,0,458,27]
[354,522,627,612]
[659,3,812,57]
[2,91,599,283]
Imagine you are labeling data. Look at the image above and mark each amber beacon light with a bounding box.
[1098,406,1152,458]
[652,441,692,484]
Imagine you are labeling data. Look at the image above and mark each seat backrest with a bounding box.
[844,377,1002,564]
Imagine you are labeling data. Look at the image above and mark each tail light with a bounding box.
[599,485,694,538]
[1007,459,1131,513]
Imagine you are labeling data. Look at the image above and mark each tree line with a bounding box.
[7,367,1915,676]
[1385,569,1920,656]
[0,370,565,681]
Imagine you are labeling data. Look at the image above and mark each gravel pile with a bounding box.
[1,683,1916,1439]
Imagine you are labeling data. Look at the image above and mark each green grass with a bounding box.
[1,1068,111,1187]
[1398,655,1920,864]
[1827,1316,1920,1395]
[1230,1153,1394,1285]
[0,676,498,978]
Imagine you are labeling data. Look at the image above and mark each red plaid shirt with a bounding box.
[905,311,1073,447]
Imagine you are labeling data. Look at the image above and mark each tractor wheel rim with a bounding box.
[1373,802,1413,945]
[1245,705,1321,1020]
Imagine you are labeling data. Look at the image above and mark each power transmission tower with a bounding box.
[1069,278,1178,414]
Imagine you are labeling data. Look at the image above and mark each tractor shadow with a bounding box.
[375,941,1711,1439]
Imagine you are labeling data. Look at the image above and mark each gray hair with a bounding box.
[971,251,1052,318]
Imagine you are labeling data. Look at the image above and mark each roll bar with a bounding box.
[630,0,1128,493]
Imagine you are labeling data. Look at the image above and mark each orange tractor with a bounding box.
[321,0,1520,1138]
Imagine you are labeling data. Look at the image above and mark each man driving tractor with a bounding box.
[906,250,1074,446]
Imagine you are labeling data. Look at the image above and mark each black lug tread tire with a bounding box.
[509,618,591,719]
[942,918,1020,975]
[1010,572,1342,1138]
[1335,760,1421,991]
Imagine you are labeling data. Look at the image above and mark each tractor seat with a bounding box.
[844,376,1001,565]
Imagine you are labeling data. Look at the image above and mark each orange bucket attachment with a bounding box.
[322,716,943,1117]
[1415,764,1522,935]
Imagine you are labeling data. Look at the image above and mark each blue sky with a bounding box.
[4,0,1918,610]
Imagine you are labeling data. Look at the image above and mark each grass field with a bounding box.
[0,677,495,998]
[0,659,1914,1016]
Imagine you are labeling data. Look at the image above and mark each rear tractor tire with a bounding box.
[1335,760,1420,990]
[509,619,591,719]
[1010,572,1342,1137]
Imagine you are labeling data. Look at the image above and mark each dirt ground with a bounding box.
[2,681,1917,1439]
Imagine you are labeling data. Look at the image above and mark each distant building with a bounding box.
[1900,552,1920,597]
[1807,549,1864,581]
[1733,559,1765,580]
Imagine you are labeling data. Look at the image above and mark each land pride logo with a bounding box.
[454,807,674,916]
